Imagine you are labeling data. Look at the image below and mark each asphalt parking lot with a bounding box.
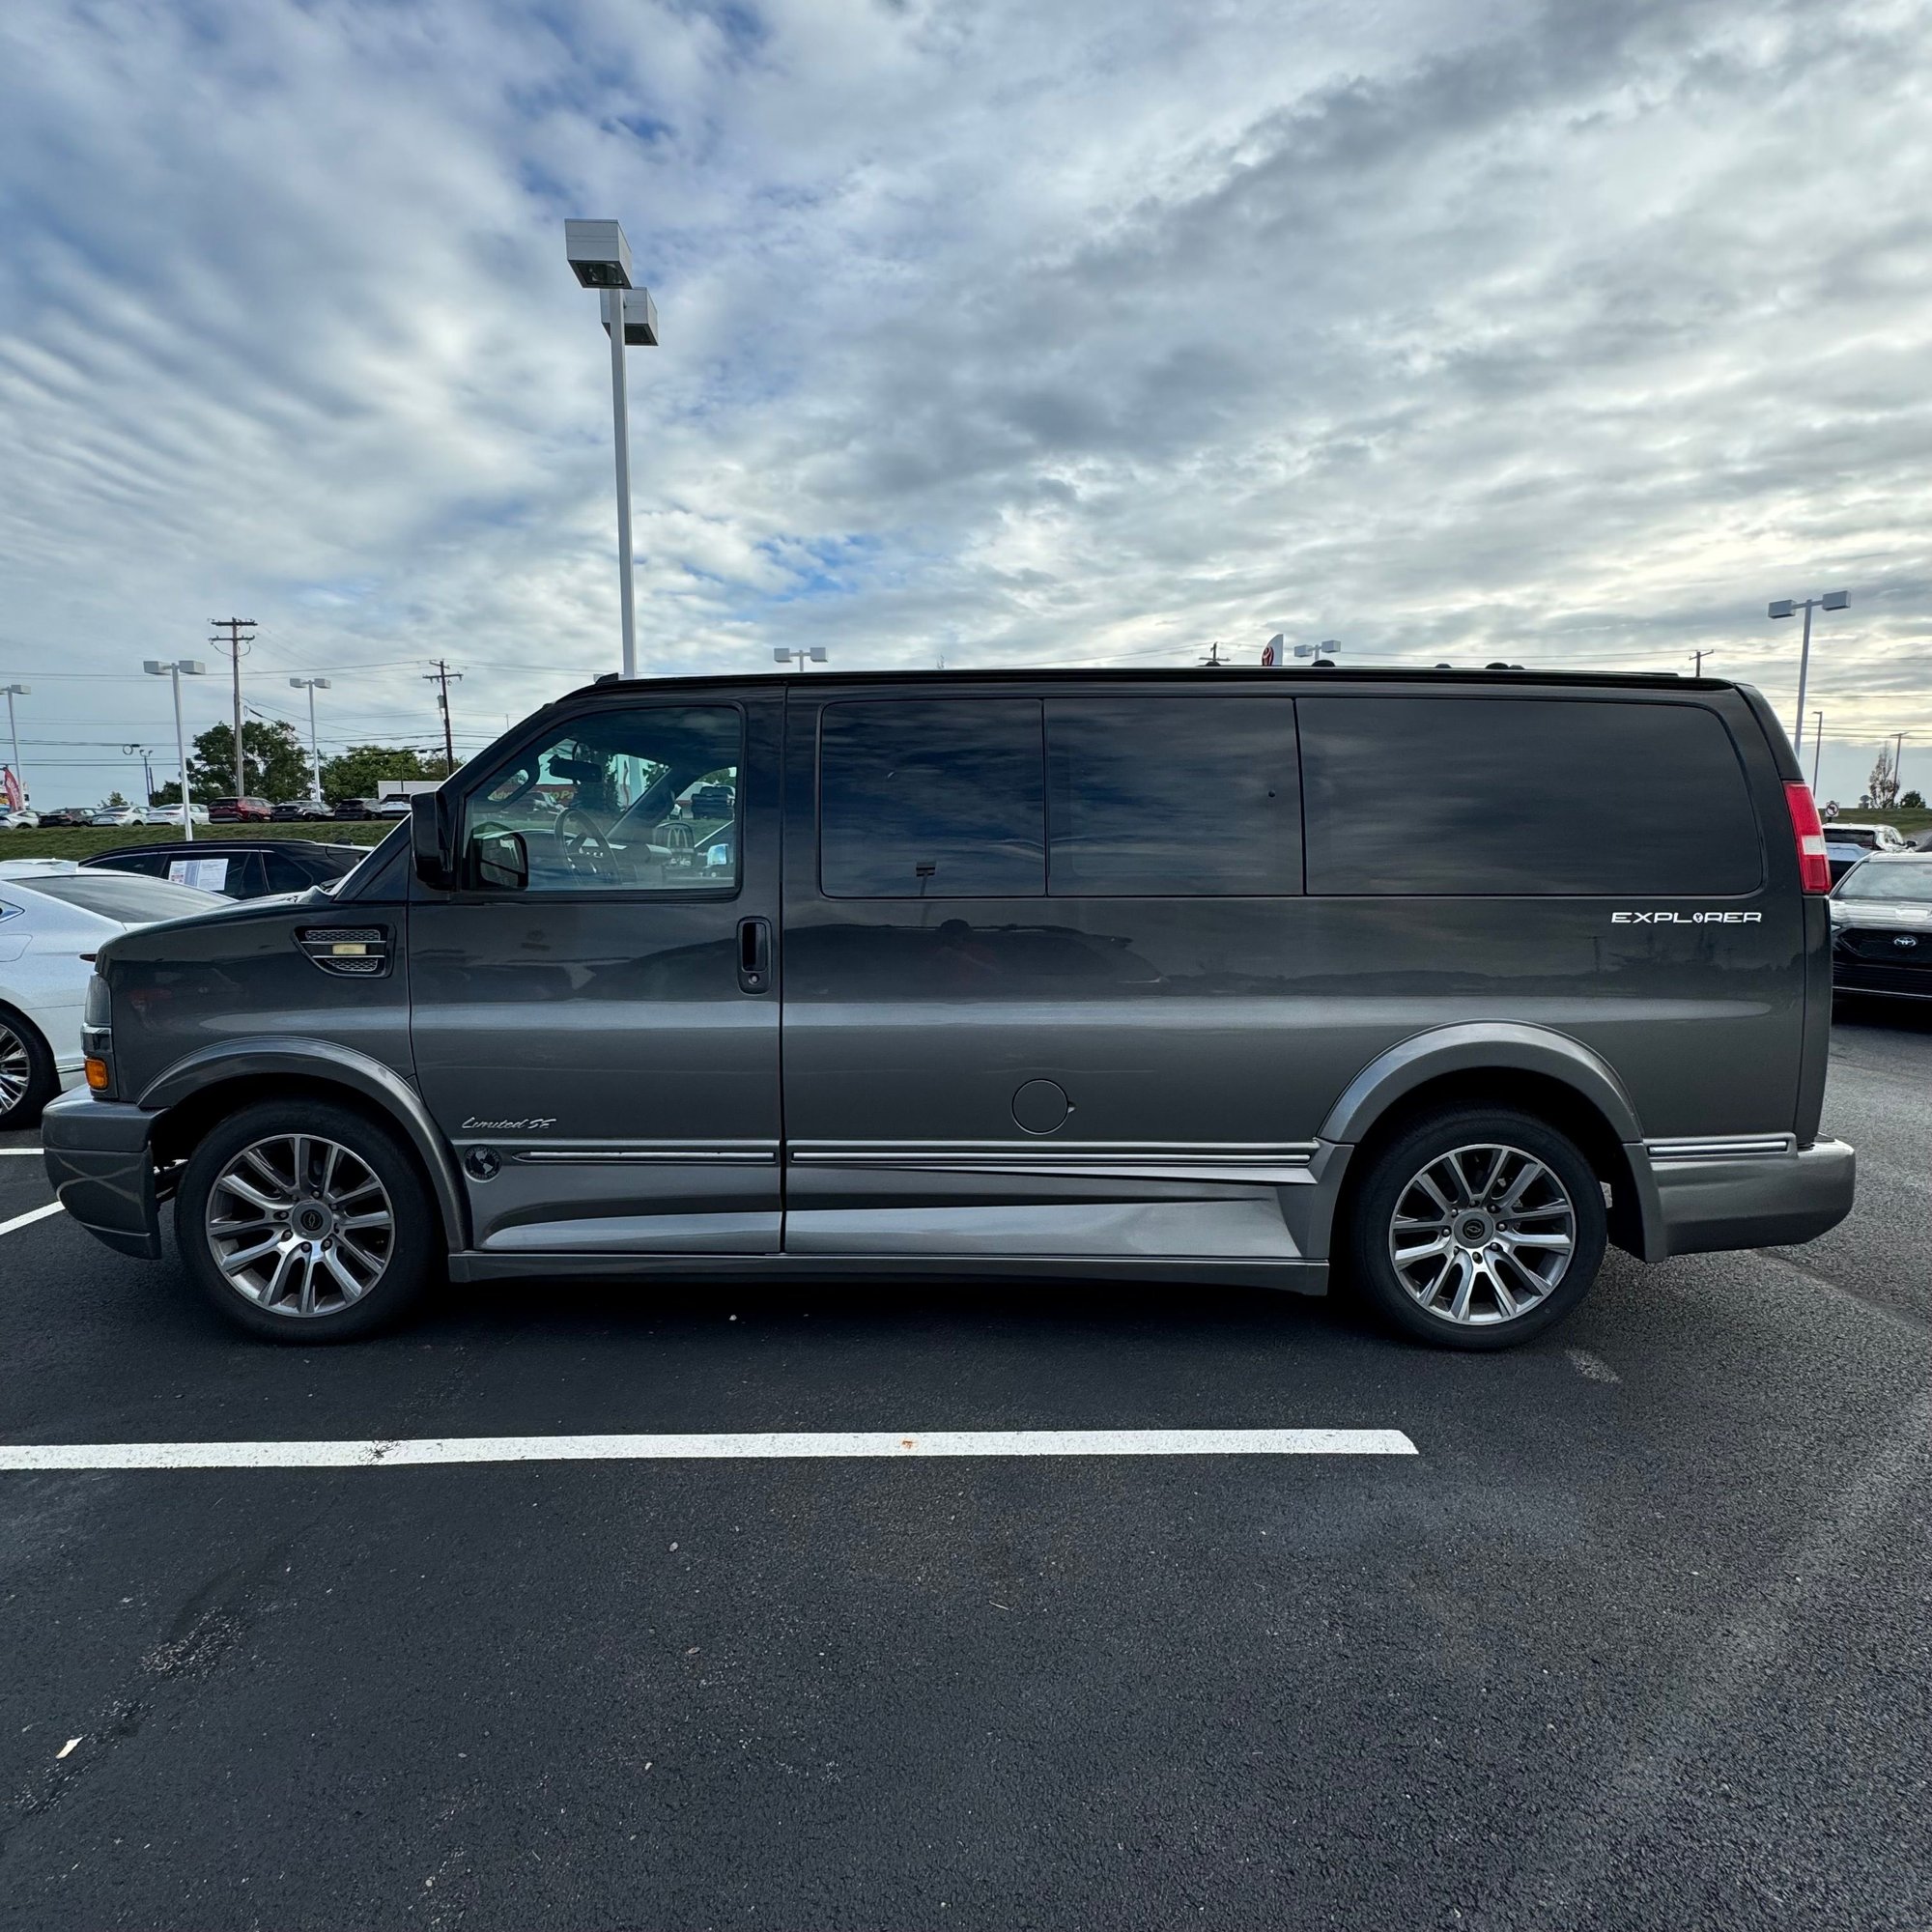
[1,1013,1927,1932]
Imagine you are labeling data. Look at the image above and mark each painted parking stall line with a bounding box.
[0,1428,1418,1471]
[0,1201,62,1238]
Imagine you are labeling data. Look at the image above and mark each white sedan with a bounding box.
[140,803,210,826]
[0,860,229,1129]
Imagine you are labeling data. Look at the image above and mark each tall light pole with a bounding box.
[1294,639,1342,667]
[566,220,659,681]
[122,744,156,803]
[1895,730,1912,807]
[1810,711,1823,793]
[145,660,207,841]
[1767,590,1849,758]
[773,647,828,671]
[1,685,26,803]
[290,677,331,801]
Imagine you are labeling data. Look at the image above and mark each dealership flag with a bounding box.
[1,767,20,812]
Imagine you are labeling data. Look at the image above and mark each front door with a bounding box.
[410,692,782,1257]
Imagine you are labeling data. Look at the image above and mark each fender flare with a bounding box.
[1315,1021,1661,1260]
[1318,1021,1645,1146]
[139,1038,469,1250]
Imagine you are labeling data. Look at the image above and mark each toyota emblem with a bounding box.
[1894,934,1918,949]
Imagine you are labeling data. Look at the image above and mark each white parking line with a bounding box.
[0,1428,1417,1470]
[0,1202,63,1238]
[0,1148,44,1156]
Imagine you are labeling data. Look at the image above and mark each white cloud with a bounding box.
[0,0,1927,804]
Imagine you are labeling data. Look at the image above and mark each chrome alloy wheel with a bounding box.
[0,1023,29,1116]
[204,1134,396,1318]
[1387,1142,1577,1326]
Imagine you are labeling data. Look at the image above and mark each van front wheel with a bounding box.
[1345,1107,1606,1350]
[176,1099,437,1342]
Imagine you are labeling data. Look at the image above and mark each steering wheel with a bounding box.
[554,807,619,881]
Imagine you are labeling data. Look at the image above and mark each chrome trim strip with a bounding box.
[787,1141,1319,1165]
[509,1149,779,1166]
[1643,1134,1797,1161]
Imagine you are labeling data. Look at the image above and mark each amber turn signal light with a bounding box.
[84,1058,111,1092]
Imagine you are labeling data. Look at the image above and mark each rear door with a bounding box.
[410,692,782,1257]
[778,682,1319,1264]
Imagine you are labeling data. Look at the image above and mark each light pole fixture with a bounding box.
[289,677,332,801]
[774,647,828,671]
[145,660,207,841]
[1,684,26,804]
[122,743,156,803]
[566,218,659,683]
[1768,589,1849,759]
[1294,639,1342,668]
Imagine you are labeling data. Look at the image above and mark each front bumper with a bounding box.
[1644,1137,1856,1258]
[41,1091,163,1260]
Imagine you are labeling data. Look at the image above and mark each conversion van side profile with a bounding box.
[43,668,1855,1350]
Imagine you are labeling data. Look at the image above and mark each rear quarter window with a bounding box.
[1299,696,1763,895]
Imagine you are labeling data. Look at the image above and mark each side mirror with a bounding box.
[471,828,528,893]
[411,792,457,890]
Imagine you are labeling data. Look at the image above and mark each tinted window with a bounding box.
[1300,697,1762,895]
[264,852,320,895]
[25,873,229,922]
[1046,696,1299,895]
[88,852,170,878]
[819,700,1044,896]
[463,706,741,895]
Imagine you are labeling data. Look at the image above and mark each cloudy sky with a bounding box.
[1,0,1928,807]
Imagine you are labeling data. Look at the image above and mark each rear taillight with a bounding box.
[1785,781,1831,894]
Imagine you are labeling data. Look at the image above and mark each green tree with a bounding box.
[102,790,128,809]
[186,720,311,802]
[319,743,455,804]
[1902,789,1925,810]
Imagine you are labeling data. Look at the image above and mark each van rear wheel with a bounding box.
[1345,1107,1605,1350]
[176,1098,437,1342]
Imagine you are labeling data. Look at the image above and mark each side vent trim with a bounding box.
[297,925,393,978]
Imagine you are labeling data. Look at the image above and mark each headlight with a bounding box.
[83,971,110,1027]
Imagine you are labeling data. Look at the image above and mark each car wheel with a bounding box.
[0,1007,57,1131]
[175,1098,438,1342]
[1345,1106,1607,1350]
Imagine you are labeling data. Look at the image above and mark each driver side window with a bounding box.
[464,705,742,895]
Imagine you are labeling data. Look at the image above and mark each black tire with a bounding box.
[0,1006,58,1132]
[1345,1106,1607,1350]
[175,1097,439,1342]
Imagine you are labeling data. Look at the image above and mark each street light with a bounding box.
[122,744,156,803]
[566,218,659,682]
[145,660,207,841]
[289,678,332,802]
[1895,729,1912,807]
[774,647,828,670]
[1294,639,1342,668]
[1,684,26,805]
[1768,589,1849,759]
[1810,711,1823,794]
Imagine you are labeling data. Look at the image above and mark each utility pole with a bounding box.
[210,619,256,796]
[1691,649,1706,676]
[1896,730,1912,807]
[423,660,462,773]
[1199,640,1227,668]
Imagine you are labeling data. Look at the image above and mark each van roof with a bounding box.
[558,665,1737,701]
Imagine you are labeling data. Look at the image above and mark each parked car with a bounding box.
[89,805,144,827]
[332,797,381,820]
[208,797,273,823]
[0,859,230,1129]
[1828,853,1932,1003]
[140,804,211,827]
[82,839,373,901]
[37,807,95,828]
[43,667,1855,1347]
[1822,821,1909,855]
[371,794,415,819]
[2,810,39,830]
[270,799,335,822]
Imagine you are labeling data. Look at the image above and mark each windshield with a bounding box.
[24,872,230,923]
[1835,861,1932,904]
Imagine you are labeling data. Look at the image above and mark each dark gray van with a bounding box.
[43,668,1855,1349]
